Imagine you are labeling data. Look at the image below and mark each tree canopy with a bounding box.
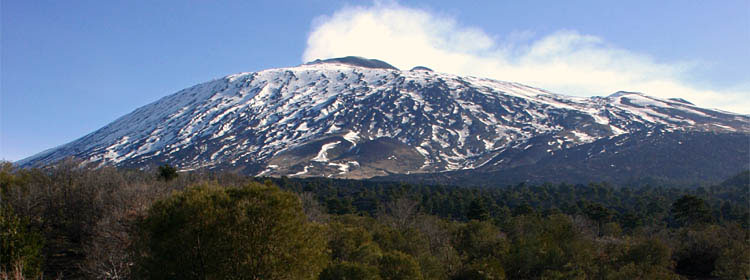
[134,182,327,279]
[1,163,748,279]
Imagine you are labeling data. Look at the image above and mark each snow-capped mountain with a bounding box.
[18,56,750,182]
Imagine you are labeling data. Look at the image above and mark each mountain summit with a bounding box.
[18,57,749,184]
[305,56,399,70]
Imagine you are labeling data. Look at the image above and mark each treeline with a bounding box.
[1,160,748,279]
[266,172,750,229]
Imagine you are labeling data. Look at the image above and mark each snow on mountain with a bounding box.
[17,56,750,179]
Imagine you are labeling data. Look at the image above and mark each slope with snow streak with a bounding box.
[18,57,750,179]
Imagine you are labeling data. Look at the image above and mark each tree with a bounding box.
[157,164,178,181]
[713,233,750,280]
[674,225,750,279]
[504,215,591,279]
[512,203,535,216]
[614,238,676,279]
[719,201,733,221]
[378,198,419,230]
[0,206,44,278]
[134,183,327,279]
[583,203,613,236]
[327,222,382,264]
[672,195,712,227]
[319,262,381,280]
[378,251,423,280]
[453,221,507,263]
[453,221,507,280]
[453,259,505,280]
[466,200,489,221]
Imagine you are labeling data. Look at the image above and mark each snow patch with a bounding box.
[570,130,596,143]
[312,141,341,162]
[290,165,311,177]
[343,130,360,145]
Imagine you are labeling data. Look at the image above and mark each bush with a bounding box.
[134,182,327,279]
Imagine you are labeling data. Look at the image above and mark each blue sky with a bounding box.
[2,0,749,161]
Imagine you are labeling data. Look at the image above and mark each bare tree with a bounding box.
[378,197,420,230]
[297,192,329,223]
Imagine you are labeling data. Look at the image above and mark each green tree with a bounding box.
[453,221,507,263]
[157,164,178,181]
[0,206,44,278]
[452,221,507,279]
[719,201,734,221]
[673,226,722,278]
[512,203,535,216]
[672,195,712,227]
[610,238,679,279]
[466,200,489,221]
[504,214,591,279]
[453,258,505,280]
[134,182,327,279]
[378,251,423,280]
[583,203,613,236]
[714,240,750,280]
[319,262,381,280]
[0,162,25,197]
[327,222,382,264]
[698,224,749,280]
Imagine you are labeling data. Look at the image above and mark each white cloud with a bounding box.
[303,2,749,114]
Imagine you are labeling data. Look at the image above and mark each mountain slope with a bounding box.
[381,130,750,186]
[18,56,750,183]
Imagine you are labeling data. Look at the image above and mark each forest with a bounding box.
[1,160,748,279]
